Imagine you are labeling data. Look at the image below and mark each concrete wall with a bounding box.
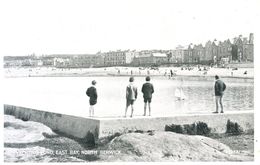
[4,104,100,140]
[4,104,254,142]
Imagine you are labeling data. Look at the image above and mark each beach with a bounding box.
[4,66,254,79]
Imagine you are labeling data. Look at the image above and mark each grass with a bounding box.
[165,122,211,136]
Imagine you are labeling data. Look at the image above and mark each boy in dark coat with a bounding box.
[86,80,97,117]
[141,76,154,116]
[214,75,226,113]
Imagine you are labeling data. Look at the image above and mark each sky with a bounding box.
[0,0,259,56]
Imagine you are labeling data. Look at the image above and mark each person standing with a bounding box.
[86,80,97,117]
[214,75,226,113]
[141,76,154,116]
[125,77,138,117]
[170,70,174,78]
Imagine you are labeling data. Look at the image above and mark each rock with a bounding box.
[99,131,252,161]
[4,115,56,143]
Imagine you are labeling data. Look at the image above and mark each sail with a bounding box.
[175,88,181,98]
[175,88,186,100]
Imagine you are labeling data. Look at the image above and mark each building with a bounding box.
[125,51,138,64]
[175,45,186,63]
[242,33,254,62]
[3,55,45,67]
[72,54,104,68]
[192,44,204,64]
[132,52,167,66]
[212,40,219,64]
[104,50,136,66]
[232,36,244,62]
[3,56,27,67]
[218,39,232,64]
[185,44,194,63]
[53,54,104,68]
[53,57,70,67]
[204,41,213,63]
[168,45,187,63]
[231,34,254,62]
[153,53,168,64]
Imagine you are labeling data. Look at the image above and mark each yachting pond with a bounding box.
[3,76,254,117]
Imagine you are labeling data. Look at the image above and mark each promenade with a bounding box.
[4,104,254,142]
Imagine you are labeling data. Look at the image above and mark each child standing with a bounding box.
[141,76,154,116]
[125,77,138,117]
[86,80,97,117]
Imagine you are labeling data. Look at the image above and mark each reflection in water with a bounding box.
[3,76,254,117]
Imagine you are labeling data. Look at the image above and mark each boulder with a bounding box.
[99,131,252,161]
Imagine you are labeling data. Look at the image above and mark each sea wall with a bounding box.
[99,112,254,138]
[4,104,100,141]
[4,104,254,142]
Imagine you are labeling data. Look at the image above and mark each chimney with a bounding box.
[249,33,254,44]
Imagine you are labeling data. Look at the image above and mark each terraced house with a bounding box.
[243,33,254,62]
[218,39,232,64]
[132,52,168,66]
[192,44,204,64]
[170,33,254,65]
[103,50,136,66]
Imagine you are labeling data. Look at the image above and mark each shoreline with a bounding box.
[4,66,254,79]
[4,74,254,79]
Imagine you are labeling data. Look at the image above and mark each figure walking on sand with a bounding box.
[125,77,138,117]
[141,76,154,116]
[214,75,226,113]
[86,80,97,117]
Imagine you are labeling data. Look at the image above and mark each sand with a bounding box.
[4,66,254,78]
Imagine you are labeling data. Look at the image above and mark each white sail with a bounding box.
[175,88,186,100]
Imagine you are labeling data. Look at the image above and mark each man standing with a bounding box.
[214,75,226,113]
[125,77,138,117]
[141,76,154,116]
[86,80,97,117]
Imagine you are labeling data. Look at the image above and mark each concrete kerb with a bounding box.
[4,104,254,144]
[98,113,254,138]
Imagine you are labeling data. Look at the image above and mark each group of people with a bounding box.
[124,76,154,117]
[86,75,226,117]
[86,76,154,117]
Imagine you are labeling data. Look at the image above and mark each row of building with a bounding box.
[168,33,254,65]
[3,34,254,68]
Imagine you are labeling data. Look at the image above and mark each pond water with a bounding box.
[3,76,254,117]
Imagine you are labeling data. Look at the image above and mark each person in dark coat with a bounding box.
[86,80,97,117]
[141,76,154,116]
[214,75,226,113]
[125,77,138,117]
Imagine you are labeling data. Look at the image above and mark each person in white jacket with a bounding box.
[125,77,138,117]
